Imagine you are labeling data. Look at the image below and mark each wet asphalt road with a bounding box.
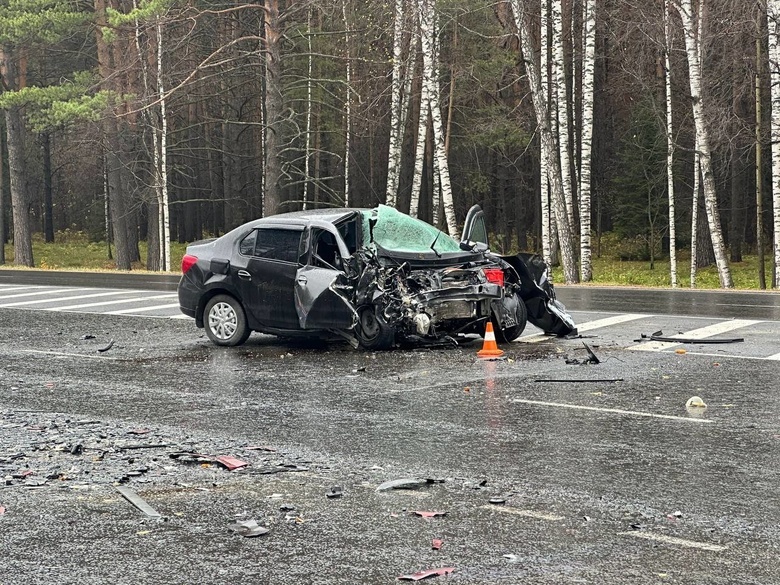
[2,278,780,583]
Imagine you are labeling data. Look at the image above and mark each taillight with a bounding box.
[483,268,504,286]
[181,254,198,274]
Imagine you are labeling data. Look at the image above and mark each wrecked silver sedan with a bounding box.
[177,205,575,349]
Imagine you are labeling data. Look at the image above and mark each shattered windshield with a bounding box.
[360,205,461,254]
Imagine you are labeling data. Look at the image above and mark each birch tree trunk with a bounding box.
[342,0,351,206]
[663,0,678,287]
[768,0,780,287]
[540,0,551,263]
[409,56,428,219]
[155,20,170,272]
[508,0,578,284]
[677,0,733,288]
[386,0,405,207]
[0,128,4,265]
[579,0,596,282]
[304,6,313,210]
[551,0,574,229]
[756,25,767,289]
[418,0,458,237]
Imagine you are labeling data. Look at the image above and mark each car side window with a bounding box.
[241,228,302,263]
[239,231,257,256]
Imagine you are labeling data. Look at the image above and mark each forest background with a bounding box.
[1,0,780,290]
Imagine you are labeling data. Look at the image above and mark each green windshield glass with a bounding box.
[360,205,461,254]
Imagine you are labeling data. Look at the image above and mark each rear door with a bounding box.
[234,226,304,329]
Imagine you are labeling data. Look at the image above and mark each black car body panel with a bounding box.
[178,205,576,348]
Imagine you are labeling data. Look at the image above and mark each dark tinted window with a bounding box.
[239,231,257,256]
[252,228,301,263]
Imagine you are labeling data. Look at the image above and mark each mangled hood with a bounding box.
[360,205,483,267]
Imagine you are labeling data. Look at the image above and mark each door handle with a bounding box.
[296,275,308,286]
[238,270,251,280]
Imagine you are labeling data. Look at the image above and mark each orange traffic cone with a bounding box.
[477,322,504,359]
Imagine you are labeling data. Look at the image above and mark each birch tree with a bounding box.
[579,0,596,282]
[342,0,352,206]
[386,0,406,208]
[663,0,678,287]
[508,0,578,284]
[540,0,552,263]
[768,0,780,287]
[551,0,574,228]
[676,0,733,288]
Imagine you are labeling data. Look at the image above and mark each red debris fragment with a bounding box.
[0,506,5,515]
[398,567,455,581]
[215,455,249,471]
[432,538,443,550]
[413,511,446,519]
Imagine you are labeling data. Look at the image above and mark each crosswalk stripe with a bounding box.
[627,319,761,352]
[0,289,122,307]
[0,288,88,303]
[105,303,180,315]
[519,313,652,343]
[52,293,176,311]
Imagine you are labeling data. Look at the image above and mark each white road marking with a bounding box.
[21,350,120,361]
[627,319,761,352]
[520,313,651,343]
[767,352,780,361]
[511,398,713,423]
[0,285,42,293]
[105,303,180,315]
[0,288,88,303]
[53,293,176,311]
[0,289,133,307]
[619,531,726,552]
[480,505,564,521]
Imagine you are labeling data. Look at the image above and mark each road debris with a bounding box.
[413,511,446,519]
[503,554,519,563]
[636,330,744,344]
[376,478,427,492]
[397,567,455,581]
[432,538,443,550]
[686,396,707,408]
[116,486,162,518]
[228,519,270,537]
[215,455,249,471]
[565,342,600,365]
[97,340,115,353]
[326,486,343,498]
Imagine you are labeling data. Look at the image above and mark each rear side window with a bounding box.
[240,228,301,263]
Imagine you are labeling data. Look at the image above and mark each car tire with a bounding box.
[204,294,251,347]
[356,305,395,350]
[493,296,527,343]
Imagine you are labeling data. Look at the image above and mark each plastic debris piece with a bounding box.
[432,538,443,550]
[228,519,270,537]
[376,478,427,492]
[127,428,151,435]
[686,396,707,408]
[80,334,96,340]
[97,340,115,353]
[69,444,84,456]
[0,506,5,515]
[413,511,446,519]
[503,554,519,563]
[326,486,343,498]
[244,445,277,452]
[489,497,506,505]
[397,567,455,581]
[675,349,687,355]
[215,455,249,471]
[116,486,161,518]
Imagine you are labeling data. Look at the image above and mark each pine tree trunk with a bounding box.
[677,0,733,288]
[263,0,284,217]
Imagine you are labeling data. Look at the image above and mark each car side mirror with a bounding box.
[460,240,488,253]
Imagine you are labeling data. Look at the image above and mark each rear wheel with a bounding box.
[355,305,395,350]
[493,295,527,343]
[204,294,251,347]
